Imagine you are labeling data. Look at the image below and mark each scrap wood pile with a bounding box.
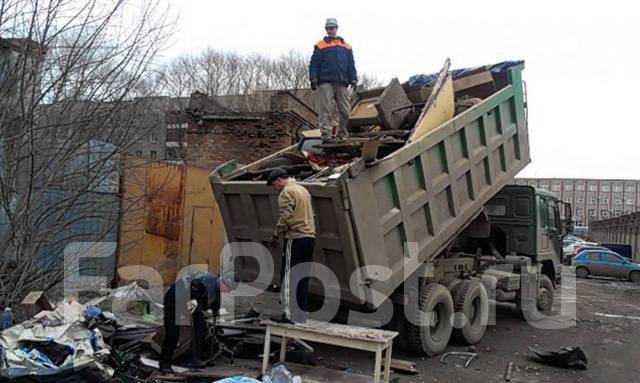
[235,59,523,183]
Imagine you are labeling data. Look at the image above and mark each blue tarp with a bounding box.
[406,60,524,87]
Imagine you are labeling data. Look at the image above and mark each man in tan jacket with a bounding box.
[268,168,316,323]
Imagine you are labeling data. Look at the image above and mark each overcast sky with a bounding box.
[160,0,639,179]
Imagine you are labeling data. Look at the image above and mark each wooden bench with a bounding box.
[261,320,398,383]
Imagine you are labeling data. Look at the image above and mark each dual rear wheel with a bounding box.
[403,280,489,356]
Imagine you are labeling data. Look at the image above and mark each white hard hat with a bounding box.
[325,18,338,28]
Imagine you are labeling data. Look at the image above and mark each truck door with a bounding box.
[547,202,563,263]
[537,197,562,263]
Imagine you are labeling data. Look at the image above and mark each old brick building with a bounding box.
[181,90,317,169]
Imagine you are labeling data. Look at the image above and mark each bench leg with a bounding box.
[373,347,382,383]
[279,335,287,362]
[262,326,271,375]
[383,343,393,382]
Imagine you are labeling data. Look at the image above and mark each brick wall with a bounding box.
[185,112,303,169]
[183,90,318,170]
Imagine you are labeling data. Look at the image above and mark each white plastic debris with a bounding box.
[262,364,302,383]
[0,301,111,379]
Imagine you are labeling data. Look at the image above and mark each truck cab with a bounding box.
[484,185,571,286]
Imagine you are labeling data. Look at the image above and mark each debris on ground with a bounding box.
[390,358,418,374]
[439,351,479,368]
[504,361,514,381]
[262,363,302,383]
[0,301,112,379]
[528,346,588,369]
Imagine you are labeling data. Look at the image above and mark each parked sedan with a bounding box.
[573,250,640,282]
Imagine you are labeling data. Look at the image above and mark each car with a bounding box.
[573,250,640,282]
[563,245,607,265]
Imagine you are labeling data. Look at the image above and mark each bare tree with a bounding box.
[158,49,383,98]
[0,0,172,308]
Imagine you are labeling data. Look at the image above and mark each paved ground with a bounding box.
[287,268,640,382]
[223,267,640,382]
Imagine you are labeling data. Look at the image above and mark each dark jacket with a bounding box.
[309,36,357,85]
[177,271,221,313]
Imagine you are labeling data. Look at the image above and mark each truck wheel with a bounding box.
[451,280,489,345]
[629,271,640,283]
[536,274,554,315]
[575,267,589,278]
[517,274,554,320]
[404,283,454,356]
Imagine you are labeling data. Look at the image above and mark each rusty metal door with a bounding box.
[187,206,220,272]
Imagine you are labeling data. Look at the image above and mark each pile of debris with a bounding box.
[0,286,340,382]
[0,285,165,382]
[228,59,522,183]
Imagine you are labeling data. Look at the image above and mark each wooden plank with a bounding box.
[390,358,418,374]
[263,320,398,343]
[453,70,493,92]
[408,58,455,142]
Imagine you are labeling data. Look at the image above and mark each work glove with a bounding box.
[350,81,358,90]
[310,79,318,91]
[187,299,198,314]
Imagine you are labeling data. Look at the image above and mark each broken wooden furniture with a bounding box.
[349,78,412,131]
[21,291,55,318]
[261,320,398,383]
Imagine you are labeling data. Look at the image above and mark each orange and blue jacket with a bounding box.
[309,36,357,86]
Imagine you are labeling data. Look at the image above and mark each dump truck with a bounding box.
[210,61,572,355]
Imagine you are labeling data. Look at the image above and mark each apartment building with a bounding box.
[514,178,640,227]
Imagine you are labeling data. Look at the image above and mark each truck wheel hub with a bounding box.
[537,288,551,310]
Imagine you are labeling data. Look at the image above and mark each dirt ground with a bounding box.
[294,267,640,382]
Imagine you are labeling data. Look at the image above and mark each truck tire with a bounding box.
[575,267,589,278]
[404,283,454,356]
[536,274,554,315]
[451,280,489,345]
[629,271,640,283]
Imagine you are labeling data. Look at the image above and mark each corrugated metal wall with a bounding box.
[117,158,225,285]
[590,213,640,262]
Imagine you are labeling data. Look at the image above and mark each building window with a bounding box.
[588,209,595,217]
[601,210,609,218]
[601,185,610,192]
[626,185,636,193]
[614,210,621,217]
[588,184,598,192]
[576,196,584,203]
[614,184,623,192]
[564,184,573,191]
[626,198,635,206]
[150,150,157,159]
[150,130,158,142]
[601,197,609,204]
[576,184,585,191]
[615,198,623,205]
[552,184,561,191]
[135,150,142,156]
[589,197,597,204]
[576,207,583,217]
[540,182,550,190]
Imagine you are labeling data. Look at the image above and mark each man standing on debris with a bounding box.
[268,168,316,324]
[160,271,239,373]
[309,17,357,144]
